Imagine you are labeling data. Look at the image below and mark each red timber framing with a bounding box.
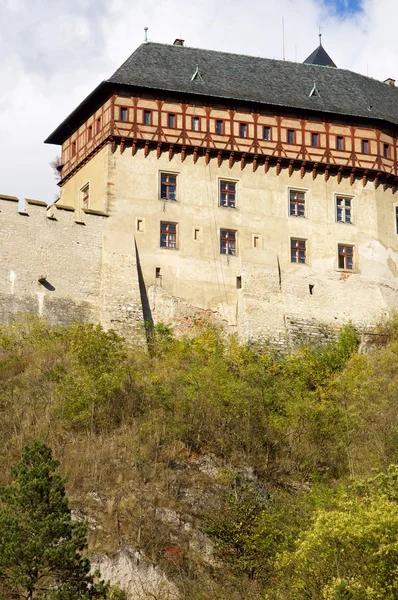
[58,92,398,192]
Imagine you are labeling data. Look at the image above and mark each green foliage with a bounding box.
[0,441,107,600]
[3,316,398,599]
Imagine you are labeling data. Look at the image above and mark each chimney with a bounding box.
[173,38,184,46]
[384,78,396,86]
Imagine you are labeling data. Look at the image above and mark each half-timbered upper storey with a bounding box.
[45,40,398,186]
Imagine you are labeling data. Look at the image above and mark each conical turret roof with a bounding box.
[304,37,337,68]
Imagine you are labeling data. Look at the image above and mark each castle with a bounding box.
[2,38,398,345]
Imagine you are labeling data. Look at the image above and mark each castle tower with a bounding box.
[42,40,398,344]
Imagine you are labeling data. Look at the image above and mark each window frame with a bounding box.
[239,123,247,138]
[361,139,369,154]
[192,116,200,132]
[160,221,178,249]
[335,195,353,224]
[219,179,237,209]
[289,188,306,218]
[96,117,101,134]
[338,244,354,271]
[159,172,178,201]
[220,229,237,256]
[336,136,344,151]
[291,238,307,264]
[143,110,152,125]
[311,132,319,147]
[168,113,176,128]
[120,107,128,122]
[287,129,295,144]
[394,205,398,234]
[215,120,224,135]
[80,182,90,210]
[87,125,93,141]
[383,143,390,158]
[263,126,271,141]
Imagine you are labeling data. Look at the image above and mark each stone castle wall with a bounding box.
[0,194,145,341]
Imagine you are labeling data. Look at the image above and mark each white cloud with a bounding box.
[0,0,397,202]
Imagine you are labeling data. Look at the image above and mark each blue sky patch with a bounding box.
[327,0,363,15]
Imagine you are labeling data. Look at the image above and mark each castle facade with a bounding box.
[2,39,398,345]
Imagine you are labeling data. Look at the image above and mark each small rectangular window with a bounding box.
[137,219,144,232]
[291,238,306,264]
[253,235,260,248]
[395,207,398,234]
[220,229,236,256]
[168,113,176,128]
[215,120,223,135]
[120,107,128,121]
[144,110,152,125]
[236,276,242,289]
[194,228,200,240]
[88,125,92,141]
[384,143,390,158]
[336,196,352,223]
[289,190,305,217]
[160,222,177,249]
[239,123,247,138]
[160,173,177,201]
[80,183,90,209]
[311,133,319,147]
[263,126,271,141]
[192,116,200,131]
[96,118,101,134]
[336,136,344,150]
[362,139,369,154]
[219,180,236,208]
[287,129,295,144]
[338,244,354,270]
[71,141,76,157]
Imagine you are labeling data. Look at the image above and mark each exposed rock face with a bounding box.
[92,547,179,599]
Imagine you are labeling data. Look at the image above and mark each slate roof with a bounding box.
[303,43,337,68]
[45,42,398,144]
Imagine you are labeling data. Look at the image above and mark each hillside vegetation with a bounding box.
[1,316,398,599]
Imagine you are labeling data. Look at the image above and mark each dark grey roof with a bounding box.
[45,42,398,145]
[303,43,337,68]
[108,42,398,126]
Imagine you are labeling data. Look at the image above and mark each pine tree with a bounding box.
[0,441,108,600]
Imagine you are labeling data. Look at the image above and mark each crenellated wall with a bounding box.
[0,194,145,341]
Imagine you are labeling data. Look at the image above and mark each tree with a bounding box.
[0,441,107,600]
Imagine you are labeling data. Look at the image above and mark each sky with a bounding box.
[1,0,397,203]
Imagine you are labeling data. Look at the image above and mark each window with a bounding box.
[263,126,271,141]
[220,180,236,208]
[88,125,92,141]
[220,229,236,256]
[136,218,144,232]
[215,120,223,135]
[236,276,242,289]
[291,238,306,264]
[311,133,319,147]
[192,116,200,131]
[338,244,354,270]
[120,107,128,121]
[362,139,369,154]
[336,196,352,223]
[336,136,344,150]
[71,141,76,157]
[287,129,295,144]
[395,206,398,234]
[253,235,260,248]
[239,123,247,138]
[160,173,177,200]
[384,143,390,158]
[160,222,177,249]
[168,113,176,128]
[289,189,305,217]
[144,110,152,125]
[96,118,101,134]
[80,183,90,209]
